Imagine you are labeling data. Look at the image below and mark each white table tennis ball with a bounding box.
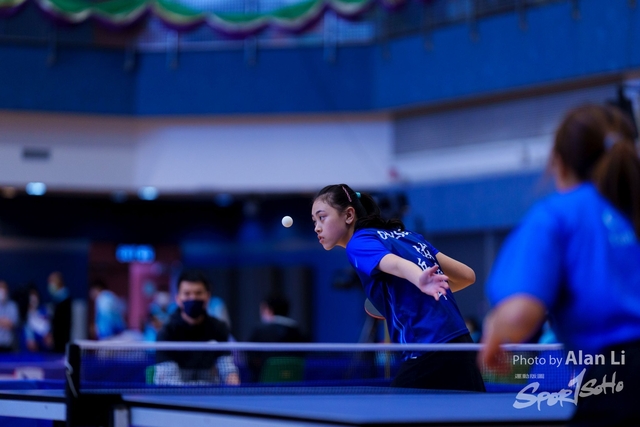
[281,216,293,228]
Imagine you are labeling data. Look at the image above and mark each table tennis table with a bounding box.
[0,386,574,427]
[0,342,579,426]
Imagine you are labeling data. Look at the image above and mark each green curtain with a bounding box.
[0,0,382,35]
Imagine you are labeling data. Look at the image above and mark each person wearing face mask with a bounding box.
[46,272,72,354]
[154,270,239,385]
[0,280,19,352]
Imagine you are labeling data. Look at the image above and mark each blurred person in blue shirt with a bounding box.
[479,104,640,425]
[89,280,126,340]
[21,285,51,352]
[143,291,171,342]
[207,295,231,328]
[0,280,19,352]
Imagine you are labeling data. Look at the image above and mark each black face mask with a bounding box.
[182,299,206,319]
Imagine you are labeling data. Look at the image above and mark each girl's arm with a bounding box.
[435,252,476,292]
[378,254,450,301]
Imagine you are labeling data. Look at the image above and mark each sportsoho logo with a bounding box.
[512,350,625,410]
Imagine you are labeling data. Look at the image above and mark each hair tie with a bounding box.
[605,132,622,151]
[355,192,361,199]
[341,186,352,203]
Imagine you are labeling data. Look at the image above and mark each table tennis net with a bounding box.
[69,341,576,395]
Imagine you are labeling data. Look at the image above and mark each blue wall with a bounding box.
[404,171,554,234]
[374,0,640,109]
[0,0,637,115]
[134,46,374,115]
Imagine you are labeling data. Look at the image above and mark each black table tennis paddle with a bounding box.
[364,299,385,320]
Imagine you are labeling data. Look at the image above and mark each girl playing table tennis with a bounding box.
[479,104,640,425]
[312,184,485,391]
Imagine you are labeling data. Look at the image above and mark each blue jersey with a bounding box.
[487,183,640,354]
[346,228,469,354]
[95,290,126,340]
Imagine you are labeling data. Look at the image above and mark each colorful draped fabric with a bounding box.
[0,0,411,36]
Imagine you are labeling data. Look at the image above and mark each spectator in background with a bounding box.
[0,280,19,352]
[249,293,306,344]
[89,280,127,340]
[155,270,239,385]
[22,285,51,352]
[166,277,230,328]
[143,291,171,342]
[166,277,232,333]
[47,272,72,354]
[143,312,165,342]
[149,291,171,324]
[247,293,306,382]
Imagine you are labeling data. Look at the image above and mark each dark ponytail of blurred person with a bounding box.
[554,104,640,237]
[314,184,405,231]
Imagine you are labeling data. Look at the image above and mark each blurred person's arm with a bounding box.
[216,355,240,385]
[479,294,546,369]
[153,361,184,385]
[44,333,54,348]
[24,323,37,351]
[0,302,19,329]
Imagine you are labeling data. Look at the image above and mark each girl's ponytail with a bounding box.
[355,191,405,231]
[594,135,640,238]
[554,104,640,238]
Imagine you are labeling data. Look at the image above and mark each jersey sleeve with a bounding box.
[347,231,390,276]
[487,203,564,309]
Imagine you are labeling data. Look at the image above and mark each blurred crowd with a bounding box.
[0,270,308,355]
[0,269,559,356]
[0,272,71,354]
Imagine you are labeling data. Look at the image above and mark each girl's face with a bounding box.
[311,198,354,250]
